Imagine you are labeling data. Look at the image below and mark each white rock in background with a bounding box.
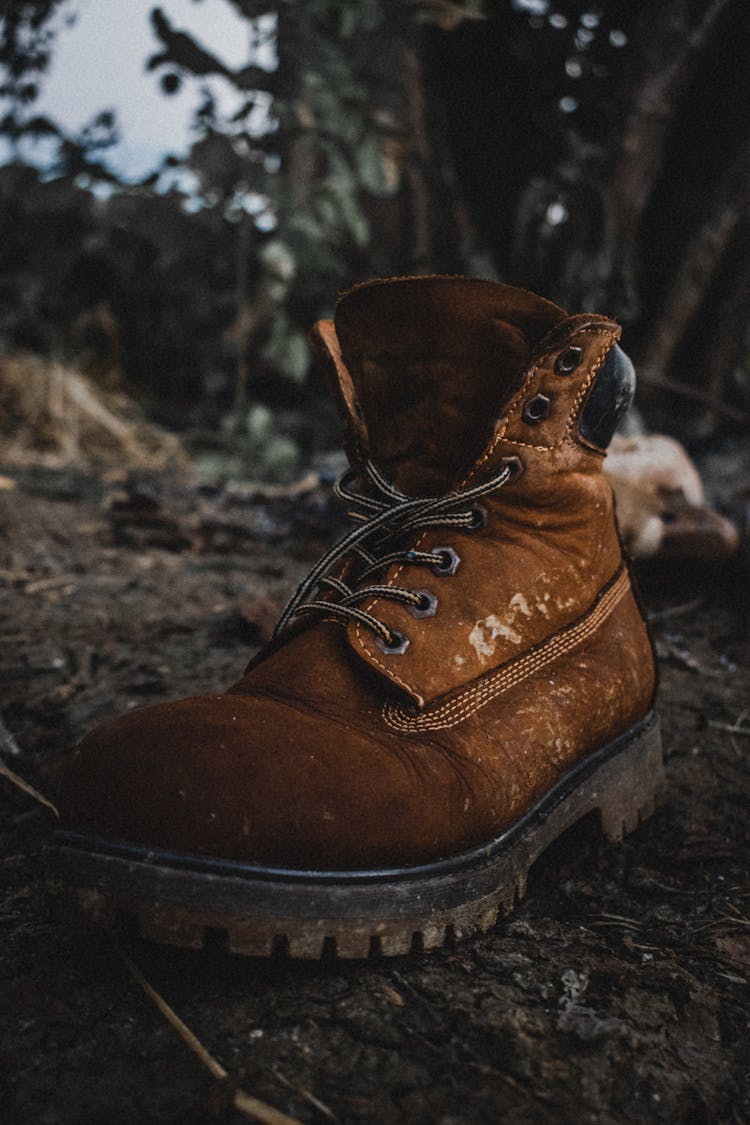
[604,434,739,561]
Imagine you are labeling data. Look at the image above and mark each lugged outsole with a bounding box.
[50,881,531,959]
[46,713,664,959]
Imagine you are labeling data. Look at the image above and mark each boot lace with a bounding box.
[274,458,519,651]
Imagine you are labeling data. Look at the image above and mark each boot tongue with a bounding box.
[335,276,567,493]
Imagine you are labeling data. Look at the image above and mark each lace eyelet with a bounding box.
[499,454,524,480]
[375,628,410,655]
[467,504,487,531]
[522,393,551,424]
[408,589,438,618]
[431,546,461,576]
[555,346,583,375]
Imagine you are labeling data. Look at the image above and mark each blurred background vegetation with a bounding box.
[1,0,749,481]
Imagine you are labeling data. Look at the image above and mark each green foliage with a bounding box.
[0,0,419,457]
[355,131,397,196]
[0,0,473,469]
[0,1,67,149]
[262,311,309,384]
[140,1,410,398]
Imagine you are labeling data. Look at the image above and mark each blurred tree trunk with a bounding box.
[637,142,750,418]
[614,1,750,432]
[347,19,474,277]
[427,0,750,438]
[608,0,735,318]
[696,222,750,434]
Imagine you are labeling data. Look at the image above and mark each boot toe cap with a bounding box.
[58,691,466,870]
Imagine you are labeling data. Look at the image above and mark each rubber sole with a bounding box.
[45,712,663,959]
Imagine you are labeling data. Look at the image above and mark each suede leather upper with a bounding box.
[58,276,657,872]
[332,276,567,493]
[327,285,624,706]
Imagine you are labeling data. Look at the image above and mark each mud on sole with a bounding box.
[45,712,664,959]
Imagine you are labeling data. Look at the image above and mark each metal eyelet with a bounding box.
[431,546,460,576]
[375,628,410,655]
[467,504,487,531]
[499,455,524,479]
[555,346,583,375]
[407,589,438,618]
[522,393,551,424]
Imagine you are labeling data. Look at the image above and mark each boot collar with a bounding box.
[326,275,568,494]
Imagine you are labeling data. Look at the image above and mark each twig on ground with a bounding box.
[718,914,750,928]
[648,599,705,624]
[588,914,643,932]
[0,715,59,816]
[117,944,302,1125]
[709,720,750,737]
[0,712,23,757]
[0,759,60,816]
[638,371,749,424]
[0,568,32,584]
[656,636,715,676]
[273,1068,338,1121]
[24,575,78,595]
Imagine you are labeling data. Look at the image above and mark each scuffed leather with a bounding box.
[61,586,653,870]
[59,276,657,873]
[333,276,567,492]
[338,296,623,706]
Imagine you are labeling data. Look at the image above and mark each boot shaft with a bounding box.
[312,276,637,706]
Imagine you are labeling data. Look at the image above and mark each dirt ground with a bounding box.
[1,462,749,1125]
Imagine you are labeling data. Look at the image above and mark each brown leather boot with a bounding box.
[50,276,662,958]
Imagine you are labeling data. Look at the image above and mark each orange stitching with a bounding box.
[478,328,618,455]
[353,617,420,699]
[472,361,542,473]
[355,326,618,692]
[564,332,617,438]
[440,573,624,715]
[382,569,629,732]
[383,572,626,730]
[384,570,627,729]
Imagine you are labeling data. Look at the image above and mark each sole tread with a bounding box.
[47,714,664,959]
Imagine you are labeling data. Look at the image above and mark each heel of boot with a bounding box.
[596,715,664,841]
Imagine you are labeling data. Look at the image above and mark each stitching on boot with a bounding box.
[564,331,620,439]
[474,327,618,458]
[354,325,618,698]
[381,567,630,732]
